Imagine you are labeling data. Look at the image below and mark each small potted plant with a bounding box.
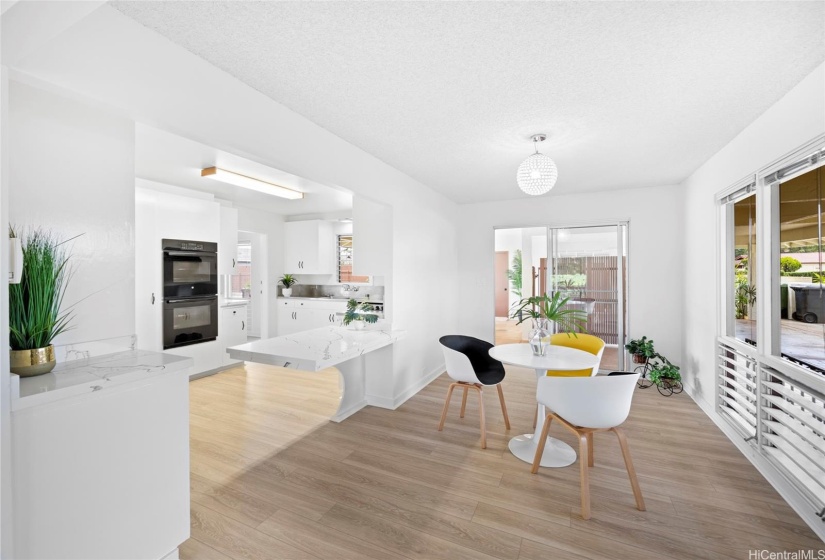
[9,227,77,376]
[278,274,297,297]
[511,292,588,356]
[648,359,682,388]
[625,336,656,364]
[343,299,379,330]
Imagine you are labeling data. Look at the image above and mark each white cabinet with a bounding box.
[284,220,335,274]
[277,299,312,336]
[135,189,162,351]
[135,186,220,354]
[277,299,347,336]
[12,363,190,559]
[219,206,239,275]
[221,304,247,365]
[165,340,222,376]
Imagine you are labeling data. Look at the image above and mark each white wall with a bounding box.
[9,80,135,346]
[7,5,459,404]
[681,62,825,407]
[457,185,683,363]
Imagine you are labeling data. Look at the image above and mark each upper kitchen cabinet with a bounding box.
[219,206,239,275]
[284,220,335,274]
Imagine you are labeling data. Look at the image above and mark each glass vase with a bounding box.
[528,318,551,356]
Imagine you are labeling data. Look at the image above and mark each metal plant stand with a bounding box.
[634,359,683,396]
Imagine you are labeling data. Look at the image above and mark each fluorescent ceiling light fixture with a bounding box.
[201,167,304,200]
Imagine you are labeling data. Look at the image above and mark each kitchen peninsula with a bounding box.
[10,350,191,560]
[227,322,404,421]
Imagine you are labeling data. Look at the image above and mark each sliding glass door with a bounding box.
[493,223,628,371]
[547,224,628,371]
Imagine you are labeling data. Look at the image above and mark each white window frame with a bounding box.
[716,135,825,527]
[336,234,372,286]
[717,134,825,389]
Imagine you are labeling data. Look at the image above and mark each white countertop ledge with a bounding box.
[227,323,404,371]
[11,350,193,411]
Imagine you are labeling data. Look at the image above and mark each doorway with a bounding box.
[235,231,269,339]
[494,251,510,317]
[493,223,628,371]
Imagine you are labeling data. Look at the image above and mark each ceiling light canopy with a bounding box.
[517,134,558,196]
[201,167,304,200]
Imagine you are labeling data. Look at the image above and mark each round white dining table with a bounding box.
[488,343,600,468]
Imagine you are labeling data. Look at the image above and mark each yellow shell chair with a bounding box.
[545,333,606,377]
[532,333,606,428]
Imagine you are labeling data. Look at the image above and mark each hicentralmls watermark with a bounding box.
[748,550,825,560]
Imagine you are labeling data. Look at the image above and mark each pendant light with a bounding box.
[517,134,558,196]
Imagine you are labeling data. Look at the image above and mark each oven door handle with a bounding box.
[165,297,217,304]
[164,250,215,257]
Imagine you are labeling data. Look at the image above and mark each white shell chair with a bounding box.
[532,371,645,520]
[438,335,511,449]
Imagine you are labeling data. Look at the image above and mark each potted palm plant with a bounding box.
[343,299,379,329]
[9,228,76,376]
[279,274,297,297]
[511,292,587,356]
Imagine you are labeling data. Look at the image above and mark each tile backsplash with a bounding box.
[279,284,384,302]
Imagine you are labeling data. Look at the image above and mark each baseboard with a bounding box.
[366,362,445,410]
[365,393,395,409]
[188,362,238,381]
[159,547,179,560]
[683,384,825,542]
[393,362,445,409]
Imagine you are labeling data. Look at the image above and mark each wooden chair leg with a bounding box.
[438,383,457,431]
[586,432,594,467]
[460,385,469,418]
[612,427,645,512]
[578,434,591,520]
[533,404,538,429]
[476,386,486,449]
[496,384,511,430]
[530,413,554,473]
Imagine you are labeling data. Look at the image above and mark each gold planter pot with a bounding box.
[10,345,56,377]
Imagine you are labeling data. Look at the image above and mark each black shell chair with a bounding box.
[437,335,511,449]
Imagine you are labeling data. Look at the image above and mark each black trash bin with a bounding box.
[790,284,825,324]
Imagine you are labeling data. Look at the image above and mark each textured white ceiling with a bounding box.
[112,1,825,203]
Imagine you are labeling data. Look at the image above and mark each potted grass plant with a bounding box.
[9,227,77,376]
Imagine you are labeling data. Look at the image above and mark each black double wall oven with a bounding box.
[162,239,218,350]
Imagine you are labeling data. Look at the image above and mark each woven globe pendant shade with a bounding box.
[517,133,558,196]
[517,153,558,195]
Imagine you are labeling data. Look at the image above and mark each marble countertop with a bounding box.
[227,323,404,371]
[220,298,249,307]
[11,350,192,412]
[278,296,384,303]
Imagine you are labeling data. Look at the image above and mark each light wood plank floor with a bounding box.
[182,362,823,560]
